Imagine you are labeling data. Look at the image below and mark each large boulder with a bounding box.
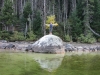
[32,35,65,54]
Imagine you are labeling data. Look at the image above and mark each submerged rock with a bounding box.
[32,35,65,54]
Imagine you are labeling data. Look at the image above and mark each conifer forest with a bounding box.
[0,0,100,43]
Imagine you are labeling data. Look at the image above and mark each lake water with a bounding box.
[0,51,100,75]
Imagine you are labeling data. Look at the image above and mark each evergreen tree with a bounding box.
[76,0,84,20]
[33,11,42,37]
[69,11,83,41]
[0,0,14,31]
[91,0,100,36]
[22,2,32,37]
[23,2,32,23]
[69,0,84,41]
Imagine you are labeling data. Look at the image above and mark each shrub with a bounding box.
[78,33,96,43]
[98,38,100,42]
[65,35,72,42]
[0,36,1,40]
[0,31,11,40]
[10,31,25,41]
[26,31,36,41]
[53,32,60,36]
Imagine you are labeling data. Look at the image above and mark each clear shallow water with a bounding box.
[32,52,100,72]
[0,52,100,75]
[32,53,65,72]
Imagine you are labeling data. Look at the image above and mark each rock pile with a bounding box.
[64,43,100,52]
[0,40,100,53]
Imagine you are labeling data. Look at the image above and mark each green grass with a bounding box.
[0,52,100,75]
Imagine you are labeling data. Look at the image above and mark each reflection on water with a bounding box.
[32,53,65,72]
[1,51,100,75]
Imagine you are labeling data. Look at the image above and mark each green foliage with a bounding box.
[0,0,100,43]
[0,31,12,40]
[46,15,58,29]
[53,32,59,36]
[46,15,56,24]
[10,31,25,41]
[69,7,83,41]
[64,35,71,42]
[97,38,100,42]
[0,31,36,41]
[78,33,96,43]
[91,0,100,37]
[26,31,36,41]
[0,0,14,26]
[53,23,64,39]
[76,0,84,20]
[23,2,32,19]
[21,2,32,32]
[33,11,42,37]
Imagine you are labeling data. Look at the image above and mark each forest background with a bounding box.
[0,0,100,43]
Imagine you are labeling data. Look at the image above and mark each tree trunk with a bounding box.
[21,0,23,14]
[63,0,66,36]
[58,0,61,22]
[30,0,34,32]
[71,0,76,12]
[25,22,28,39]
[43,0,46,35]
[28,14,31,32]
[52,0,55,15]
[86,24,100,37]
[84,0,90,35]
[6,26,8,31]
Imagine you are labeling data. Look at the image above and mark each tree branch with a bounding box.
[86,24,100,37]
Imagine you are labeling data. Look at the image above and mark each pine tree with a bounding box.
[23,2,32,23]
[0,0,14,31]
[33,11,42,37]
[22,2,32,37]
[69,0,84,41]
[92,0,100,36]
[69,10,83,41]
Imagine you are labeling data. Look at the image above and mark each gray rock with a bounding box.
[77,46,83,51]
[89,47,96,52]
[0,43,8,49]
[32,35,65,54]
[0,40,7,43]
[15,46,22,50]
[83,47,89,52]
[97,46,100,51]
[65,44,75,52]
[6,44,15,49]
[25,45,33,51]
[0,45,6,49]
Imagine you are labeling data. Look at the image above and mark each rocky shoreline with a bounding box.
[0,40,100,53]
[64,42,100,52]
